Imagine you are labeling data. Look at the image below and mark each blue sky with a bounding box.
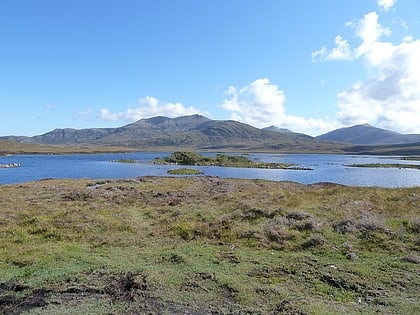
[1,0,419,136]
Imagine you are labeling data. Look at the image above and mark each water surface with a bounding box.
[0,153,419,187]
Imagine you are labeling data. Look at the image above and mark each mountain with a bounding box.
[2,116,419,154]
[317,124,420,145]
[0,115,339,152]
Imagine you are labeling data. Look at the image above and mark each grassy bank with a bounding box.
[0,177,419,314]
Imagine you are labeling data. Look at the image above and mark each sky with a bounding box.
[1,0,420,137]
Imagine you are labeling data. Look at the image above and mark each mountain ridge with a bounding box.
[1,115,419,154]
[0,115,333,152]
[316,124,420,145]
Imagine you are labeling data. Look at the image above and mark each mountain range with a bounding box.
[1,115,419,154]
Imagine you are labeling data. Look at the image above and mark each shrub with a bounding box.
[286,211,322,232]
[301,235,325,249]
[404,217,420,234]
[333,215,386,235]
[264,218,297,244]
[333,219,358,234]
[171,221,196,240]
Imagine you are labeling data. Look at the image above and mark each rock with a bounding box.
[402,255,420,264]
[346,252,359,260]
[0,163,21,168]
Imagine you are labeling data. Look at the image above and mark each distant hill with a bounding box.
[317,124,420,145]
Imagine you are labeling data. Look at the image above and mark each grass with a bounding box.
[0,177,419,314]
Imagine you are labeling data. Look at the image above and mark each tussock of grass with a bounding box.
[0,176,419,314]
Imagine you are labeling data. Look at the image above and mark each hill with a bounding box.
[317,124,420,145]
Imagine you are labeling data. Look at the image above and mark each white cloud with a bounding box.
[222,78,286,128]
[313,12,391,62]
[337,39,420,133]
[354,12,392,60]
[311,46,327,61]
[313,8,420,134]
[377,0,397,11]
[328,36,352,60]
[312,36,352,61]
[221,78,336,135]
[100,96,203,122]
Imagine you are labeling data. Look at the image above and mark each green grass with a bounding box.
[0,177,419,314]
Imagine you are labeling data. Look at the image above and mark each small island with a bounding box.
[155,151,311,170]
[167,168,204,175]
[111,159,138,164]
[346,163,420,170]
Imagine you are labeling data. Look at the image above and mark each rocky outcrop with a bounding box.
[0,163,20,168]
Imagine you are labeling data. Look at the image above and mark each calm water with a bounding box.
[0,152,419,187]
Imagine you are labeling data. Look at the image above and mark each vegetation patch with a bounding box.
[0,177,419,314]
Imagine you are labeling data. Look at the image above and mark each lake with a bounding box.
[0,152,419,187]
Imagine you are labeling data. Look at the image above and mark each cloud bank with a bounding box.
[222,78,335,135]
[100,96,203,122]
[377,0,397,11]
[313,7,420,134]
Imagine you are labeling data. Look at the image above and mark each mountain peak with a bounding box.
[262,126,293,133]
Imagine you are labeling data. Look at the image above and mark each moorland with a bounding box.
[0,176,419,314]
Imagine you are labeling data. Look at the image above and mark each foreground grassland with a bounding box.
[0,177,419,314]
